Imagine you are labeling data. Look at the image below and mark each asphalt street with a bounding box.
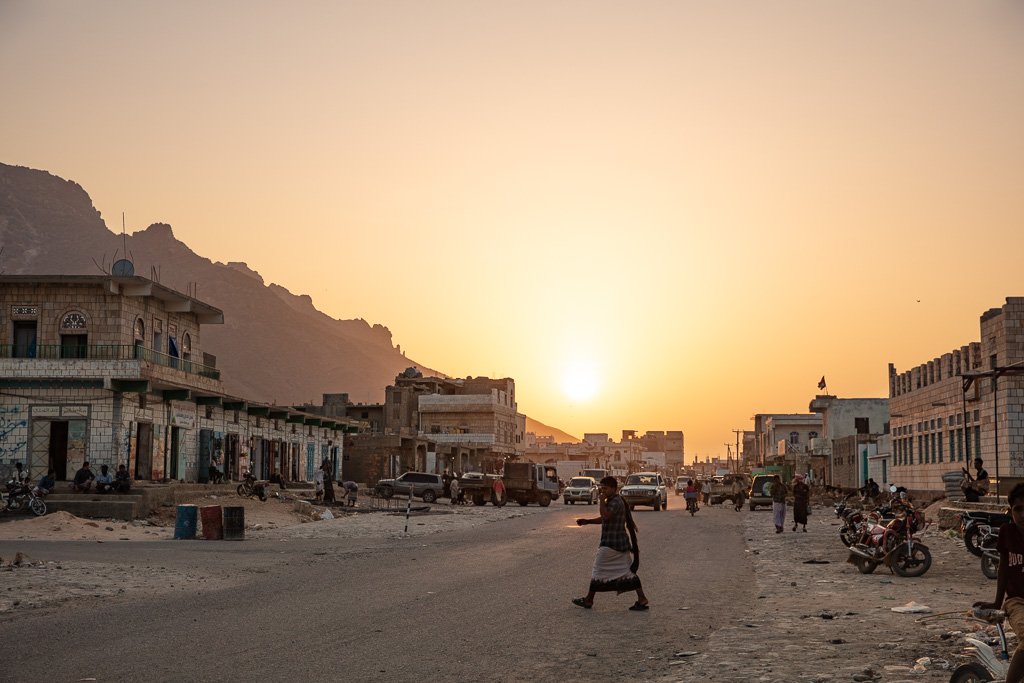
[0,499,754,682]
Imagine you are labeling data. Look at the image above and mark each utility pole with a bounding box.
[724,444,731,473]
[732,429,742,473]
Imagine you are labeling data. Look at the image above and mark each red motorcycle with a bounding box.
[847,499,931,577]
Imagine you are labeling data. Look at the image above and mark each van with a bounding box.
[748,474,777,511]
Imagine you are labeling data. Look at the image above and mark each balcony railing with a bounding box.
[0,344,221,380]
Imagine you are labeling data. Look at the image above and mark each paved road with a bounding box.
[1,500,754,682]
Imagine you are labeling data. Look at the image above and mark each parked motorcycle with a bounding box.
[947,606,1010,682]
[2,481,47,516]
[835,494,895,548]
[960,510,1008,557]
[847,498,931,577]
[236,471,267,501]
[981,548,999,581]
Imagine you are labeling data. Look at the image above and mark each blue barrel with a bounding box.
[174,504,198,540]
[223,506,245,540]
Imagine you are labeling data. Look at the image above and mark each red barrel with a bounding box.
[200,505,223,540]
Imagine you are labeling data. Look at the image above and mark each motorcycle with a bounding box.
[960,510,1008,558]
[2,481,47,516]
[947,606,1010,682]
[835,493,895,547]
[236,470,267,501]
[847,498,931,577]
[684,492,699,516]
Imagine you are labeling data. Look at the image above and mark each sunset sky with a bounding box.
[2,1,1023,460]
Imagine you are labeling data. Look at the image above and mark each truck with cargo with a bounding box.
[457,463,561,507]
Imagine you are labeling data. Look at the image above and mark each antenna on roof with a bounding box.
[110,212,136,277]
[0,246,4,274]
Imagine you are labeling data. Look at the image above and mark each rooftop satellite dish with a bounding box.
[111,259,135,277]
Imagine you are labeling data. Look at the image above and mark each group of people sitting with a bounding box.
[70,461,132,494]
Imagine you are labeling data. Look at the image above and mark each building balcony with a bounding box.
[0,344,222,391]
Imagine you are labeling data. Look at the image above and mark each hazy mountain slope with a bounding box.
[0,162,438,405]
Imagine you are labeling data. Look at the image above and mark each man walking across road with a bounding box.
[572,476,649,611]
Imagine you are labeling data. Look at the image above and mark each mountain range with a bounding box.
[0,162,579,444]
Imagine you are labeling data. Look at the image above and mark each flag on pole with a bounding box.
[818,376,827,390]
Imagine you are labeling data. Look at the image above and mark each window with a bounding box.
[855,418,870,435]
[957,428,963,461]
[975,426,982,461]
[949,430,954,461]
[12,320,37,358]
[205,405,213,420]
[789,432,799,445]
[918,436,924,464]
[181,333,192,362]
[808,431,818,440]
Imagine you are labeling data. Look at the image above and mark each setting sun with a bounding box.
[562,361,599,403]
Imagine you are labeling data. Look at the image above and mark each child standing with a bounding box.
[975,482,1024,683]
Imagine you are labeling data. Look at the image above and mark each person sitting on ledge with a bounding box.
[114,464,131,494]
[95,464,115,494]
[71,461,95,493]
[207,462,224,485]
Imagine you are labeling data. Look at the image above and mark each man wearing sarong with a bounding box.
[572,476,650,611]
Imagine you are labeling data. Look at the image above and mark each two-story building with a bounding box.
[889,297,1024,496]
[0,275,356,484]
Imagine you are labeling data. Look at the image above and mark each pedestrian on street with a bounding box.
[771,474,787,534]
[792,474,810,532]
[701,479,711,506]
[572,476,649,611]
[342,480,358,507]
[731,477,746,511]
[449,477,460,506]
[974,481,1024,683]
[321,460,335,504]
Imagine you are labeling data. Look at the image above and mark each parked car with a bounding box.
[620,472,668,511]
[563,476,599,504]
[748,474,776,511]
[375,472,444,503]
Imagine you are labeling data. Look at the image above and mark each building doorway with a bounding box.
[224,433,240,481]
[136,423,153,480]
[169,427,182,480]
[48,421,69,478]
[198,429,213,483]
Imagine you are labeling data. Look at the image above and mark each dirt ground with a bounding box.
[0,492,543,616]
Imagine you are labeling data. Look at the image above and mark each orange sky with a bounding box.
[2,1,1023,460]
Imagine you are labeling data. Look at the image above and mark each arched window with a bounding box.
[181,332,192,362]
[59,311,88,358]
[789,431,800,445]
[808,431,818,440]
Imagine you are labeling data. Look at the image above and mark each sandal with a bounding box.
[572,597,593,609]
[628,601,649,611]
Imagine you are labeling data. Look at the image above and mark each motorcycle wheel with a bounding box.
[963,525,988,557]
[981,553,999,580]
[839,527,854,547]
[237,484,247,497]
[891,542,932,578]
[949,662,993,682]
[29,497,46,516]
[853,556,878,574]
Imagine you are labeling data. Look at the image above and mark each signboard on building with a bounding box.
[30,406,60,417]
[171,406,196,430]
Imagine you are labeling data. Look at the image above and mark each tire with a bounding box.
[258,491,267,502]
[749,502,756,511]
[663,497,668,511]
[839,527,855,548]
[236,484,247,497]
[891,542,932,578]
[472,495,486,506]
[538,493,552,507]
[981,553,999,580]
[517,498,529,506]
[853,556,878,574]
[963,525,989,557]
[29,497,46,516]
[491,491,506,507]
[422,489,437,503]
[654,499,662,511]
[949,662,993,682]
[379,486,394,500]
